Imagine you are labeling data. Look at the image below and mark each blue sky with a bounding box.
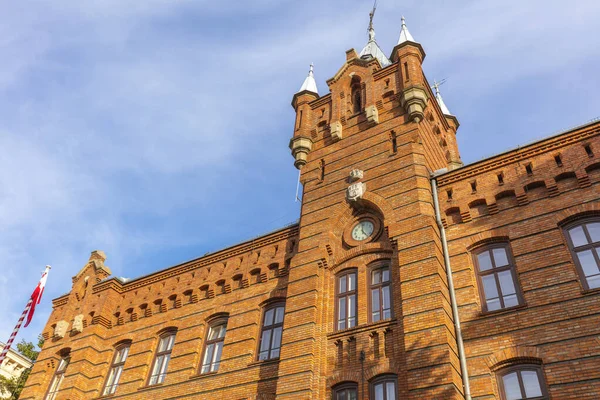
[1,0,599,346]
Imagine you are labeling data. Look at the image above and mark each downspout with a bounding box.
[430,171,472,400]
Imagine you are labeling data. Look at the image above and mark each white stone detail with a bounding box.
[54,320,69,338]
[366,105,379,124]
[72,314,84,334]
[331,121,343,141]
[349,169,364,182]
[346,182,367,202]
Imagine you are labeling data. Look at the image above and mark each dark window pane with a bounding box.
[588,222,600,242]
[264,309,274,326]
[482,275,499,299]
[577,250,600,277]
[478,251,493,271]
[382,268,390,282]
[274,306,285,324]
[487,297,501,311]
[522,370,542,398]
[502,372,521,400]
[569,225,588,247]
[339,275,347,293]
[372,269,381,284]
[493,248,509,267]
[260,329,272,355]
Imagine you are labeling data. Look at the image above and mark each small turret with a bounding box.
[390,16,429,123]
[358,6,391,68]
[290,64,320,169]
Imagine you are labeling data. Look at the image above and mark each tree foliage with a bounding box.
[0,335,44,399]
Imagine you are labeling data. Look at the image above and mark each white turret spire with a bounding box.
[433,79,452,115]
[397,16,416,44]
[298,63,318,95]
[359,2,391,67]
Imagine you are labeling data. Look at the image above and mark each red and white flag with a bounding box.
[24,265,51,328]
[0,265,51,366]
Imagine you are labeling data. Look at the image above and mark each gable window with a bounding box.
[333,382,358,400]
[563,219,600,290]
[336,270,357,330]
[351,76,362,114]
[370,265,392,322]
[45,353,70,400]
[201,320,227,373]
[371,375,397,400]
[149,331,176,385]
[102,343,130,395]
[498,365,549,399]
[258,303,285,361]
[473,244,522,312]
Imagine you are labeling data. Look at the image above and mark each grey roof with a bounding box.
[298,64,318,94]
[397,16,416,44]
[433,82,452,115]
[359,27,391,67]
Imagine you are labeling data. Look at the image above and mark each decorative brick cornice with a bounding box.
[91,224,298,295]
[436,122,600,187]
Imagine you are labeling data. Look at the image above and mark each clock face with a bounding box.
[351,220,375,241]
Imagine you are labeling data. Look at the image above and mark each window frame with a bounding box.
[148,330,176,386]
[497,364,549,400]
[102,342,130,396]
[562,218,600,291]
[473,243,524,313]
[200,318,228,374]
[332,381,358,400]
[44,353,70,400]
[257,302,285,361]
[369,264,393,323]
[335,269,358,331]
[370,374,398,400]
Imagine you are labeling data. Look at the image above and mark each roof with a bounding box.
[397,16,416,44]
[359,27,391,67]
[298,64,318,94]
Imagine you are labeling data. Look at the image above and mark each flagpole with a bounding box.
[0,298,33,366]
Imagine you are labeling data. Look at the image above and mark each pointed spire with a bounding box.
[298,63,318,95]
[359,2,391,67]
[397,16,416,44]
[433,79,452,115]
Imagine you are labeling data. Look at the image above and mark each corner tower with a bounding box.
[280,14,467,399]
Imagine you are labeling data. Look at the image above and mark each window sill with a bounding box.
[581,286,600,295]
[247,358,280,368]
[137,383,163,392]
[188,371,218,381]
[479,303,527,317]
[327,318,397,339]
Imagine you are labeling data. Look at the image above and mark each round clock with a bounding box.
[351,220,375,241]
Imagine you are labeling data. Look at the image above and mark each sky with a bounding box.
[1,0,599,348]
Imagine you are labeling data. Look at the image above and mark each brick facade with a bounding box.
[21,22,600,400]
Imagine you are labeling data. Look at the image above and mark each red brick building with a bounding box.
[21,16,600,400]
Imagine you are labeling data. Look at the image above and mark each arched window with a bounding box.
[201,317,228,373]
[148,330,176,385]
[102,342,131,395]
[332,382,358,400]
[336,269,357,330]
[473,243,523,312]
[370,265,392,322]
[351,77,362,114]
[258,303,285,360]
[370,375,397,400]
[45,350,70,400]
[563,218,600,290]
[497,365,548,399]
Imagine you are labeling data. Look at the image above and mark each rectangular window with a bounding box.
[103,344,130,395]
[45,355,69,400]
[474,245,523,312]
[149,332,176,385]
[336,271,357,330]
[370,266,392,322]
[201,322,227,373]
[258,304,285,360]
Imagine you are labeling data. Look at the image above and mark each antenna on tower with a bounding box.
[368,0,377,32]
[432,78,447,95]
